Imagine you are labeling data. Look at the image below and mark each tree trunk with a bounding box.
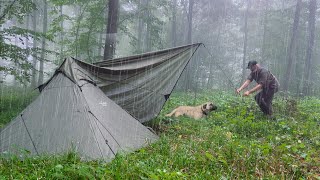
[0,2,2,84]
[207,17,222,89]
[137,0,144,52]
[74,5,86,59]
[186,0,193,44]
[97,31,103,60]
[282,0,302,92]
[30,0,37,88]
[171,0,177,47]
[145,0,151,52]
[24,14,30,86]
[241,0,249,83]
[302,0,316,95]
[103,0,119,60]
[25,15,30,53]
[181,0,188,45]
[38,0,48,86]
[137,0,149,53]
[260,0,269,66]
[184,0,194,92]
[98,9,107,60]
[59,5,64,64]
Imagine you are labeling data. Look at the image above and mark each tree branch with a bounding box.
[0,0,18,21]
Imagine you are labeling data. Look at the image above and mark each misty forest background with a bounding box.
[1,0,320,179]
[0,0,319,96]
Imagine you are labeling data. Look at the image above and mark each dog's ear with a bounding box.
[202,104,207,110]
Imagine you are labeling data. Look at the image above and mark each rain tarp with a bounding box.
[0,43,201,160]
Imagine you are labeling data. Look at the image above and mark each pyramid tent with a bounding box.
[0,72,158,160]
[0,43,201,159]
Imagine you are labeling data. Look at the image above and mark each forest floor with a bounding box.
[0,88,319,179]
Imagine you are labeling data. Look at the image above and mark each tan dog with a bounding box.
[165,102,217,120]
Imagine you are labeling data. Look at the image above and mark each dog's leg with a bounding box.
[174,112,183,117]
[165,109,177,117]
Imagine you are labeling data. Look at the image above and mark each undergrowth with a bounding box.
[0,89,319,179]
[0,86,38,128]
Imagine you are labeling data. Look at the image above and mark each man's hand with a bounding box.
[236,88,241,94]
[243,91,250,96]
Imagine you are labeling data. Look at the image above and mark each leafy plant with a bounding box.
[0,89,319,179]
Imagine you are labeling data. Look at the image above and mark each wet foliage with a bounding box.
[0,86,38,128]
[0,90,319,179]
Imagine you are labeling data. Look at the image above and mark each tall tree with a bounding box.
[133,0,168,53]
[241,0,250,83]
[103,0,119,60]
[302,0,317,95]
[30,0,38,88]
[144,0,151,52]
[282,0,302,92]
[24,13,30,86]
[0,0,36,84]
[137,0,145,52]
[260,0,269,65]
[59,5,64,63]
[171,0,177,47]
[183,0,194,92]
[186,0,194,44]
[74,4,88,59]
[38,0,47,85]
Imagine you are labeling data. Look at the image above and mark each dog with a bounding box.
[165,102,217,120]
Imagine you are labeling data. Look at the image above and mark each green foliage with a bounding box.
[128,0,169,54]
[0,0,36,24]
[0,86,38,127]
[0,151,105,179]
[0,90,319,179]
[48,0,171,62]
[0,0,51,84]
[49,0,107,63]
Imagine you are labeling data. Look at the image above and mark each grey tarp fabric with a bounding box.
[0,43,201,160]
[0,73,158,160]
[40,43,200,123]
[95,43,201,122]
[39,43,201,122]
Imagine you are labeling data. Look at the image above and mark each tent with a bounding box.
[0,43,201,160]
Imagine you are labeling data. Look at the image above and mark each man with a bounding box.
[236,60,280,118]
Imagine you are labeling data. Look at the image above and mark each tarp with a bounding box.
[40,43,202,123]
[0,43,201,160]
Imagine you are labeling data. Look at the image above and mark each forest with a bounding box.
[0,0,320,179]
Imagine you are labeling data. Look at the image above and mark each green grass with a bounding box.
[0,89,320,179]
[0,86,38,128]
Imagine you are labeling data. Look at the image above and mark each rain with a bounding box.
[0,0,319,179]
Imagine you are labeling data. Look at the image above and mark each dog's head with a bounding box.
[201,102,217,115]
